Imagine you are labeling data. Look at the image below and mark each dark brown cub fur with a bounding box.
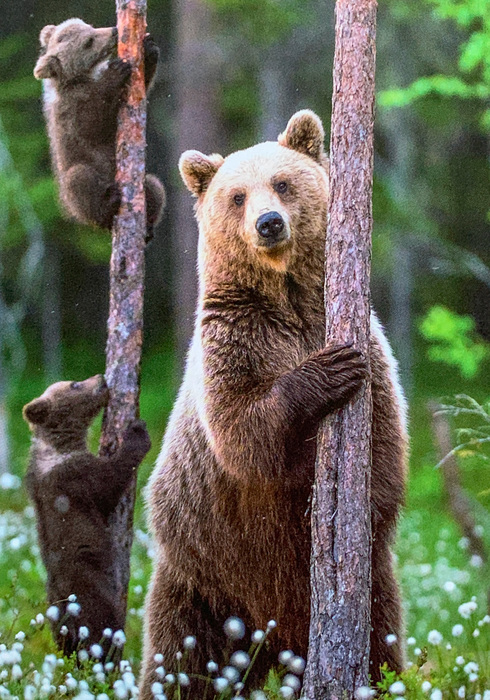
[34,18,165,237]
[23,375,151,655]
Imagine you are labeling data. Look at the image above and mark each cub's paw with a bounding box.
[107,57,132,86]
[303,344,367,412]
[123,419,152,457]
[143,35,159,88]
[97,182,121,229]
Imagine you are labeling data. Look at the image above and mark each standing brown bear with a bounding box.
[23,375,151,656]
[34,18,165,235]
[141,110,408,694]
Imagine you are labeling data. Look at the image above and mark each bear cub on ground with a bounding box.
[23,375,151,655]
[141,110,408,697]
[34,18,165,236]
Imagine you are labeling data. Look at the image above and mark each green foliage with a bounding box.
[379,0,490,130]
[419,306,489,379]
[435,395,490,476]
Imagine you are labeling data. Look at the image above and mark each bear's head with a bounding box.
[179,110,329,278]
[23,375,109,449]
[34,19,117,83]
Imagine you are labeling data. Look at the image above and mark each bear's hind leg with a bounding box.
[369,537,404,686]
[62,164,120,230]
[140,561,231,700]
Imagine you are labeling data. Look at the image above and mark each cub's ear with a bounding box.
[23,398,50,426]
[179,150,224,197]
[278,109,325,163]
[39,25,57,48]
[34,54,60,80]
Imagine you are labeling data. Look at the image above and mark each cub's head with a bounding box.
[34,19,117,83]
[23,375,109,445]
[179,110,329,276]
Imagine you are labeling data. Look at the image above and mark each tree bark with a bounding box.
[303,1,376,698]
[98,0,147,634]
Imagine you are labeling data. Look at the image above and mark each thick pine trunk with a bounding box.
[303,1,376,697]
[98,0,147,633]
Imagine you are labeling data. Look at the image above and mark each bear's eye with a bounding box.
[84,37,95,49]
[274,181,288,195]
[233,193,245,207]
[70,382,81,390]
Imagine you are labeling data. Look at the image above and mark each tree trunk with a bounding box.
[303,1,376,698]
[172,0,221,364]
[99,0,147,635]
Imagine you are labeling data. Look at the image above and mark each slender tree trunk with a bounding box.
[303,1,376,698]
[99,0,147,633]
[172,0,221,364]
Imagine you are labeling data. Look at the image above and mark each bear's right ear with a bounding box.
[34,54,60,80]
[179,151,224,197]
[23,398,50,426]
[39,24,56,48]
[278,109,325,163]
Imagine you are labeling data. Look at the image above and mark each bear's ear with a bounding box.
[23,398,50,426]
[39,24,56,48]
[278,110,325,163]
[179,150,224,197]
[34,54,60,80]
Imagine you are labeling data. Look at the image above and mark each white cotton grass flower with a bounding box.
[428,630,443,645]
[11,664,22,680]
[90,644,104,659]
[102,628,113,639]
[283,674,301,693]
[177,673,190,687]
[422,682,432,693]
[288,656,306,675]
[223,617,245,640]
[355,687,375,700]
[153,653,164,664]
[113,680,128,700]
[458,601,477,619]
[67,603,81,617]
[455,656,465,665]
[252,630,265,644]
[267,619,277,630]
[452,624,464,637]
[458,688,466,699]
[206,661,218,674]
[483,693,490,700]
[183,636,196,650]
[430,690,442,700]
[414,648,422,657]
[58,686,67,695]
[97,695,110,700]
[389,681,406,695]
[78,649,89,662]
[164,674,175,685]
[251,693,267,700]
[15,632,25,642]
[279,650,295,665]
[406,637,416,646]
[463,661,479,675]
[78,626,90,640]
[230,651,250,670]
[112,630,126,648]
[68,594,77,602]
[222,667,240,684]
[155,667,165,679]
[279,687,295,699]
[60,625,69,636]
[151,682,164,696]
[24,687,37,700]
[213,677,229,693]
[385,634,397,646]
[443,581,456,593]
[46,606,60,622]
[105,663,115,672]
[35,613,45,625]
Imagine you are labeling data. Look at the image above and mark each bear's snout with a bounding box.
[255,211,287,246]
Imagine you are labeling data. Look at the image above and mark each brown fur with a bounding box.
[141,110,408,694]
[34,18,165,236]
[23,375,151,655]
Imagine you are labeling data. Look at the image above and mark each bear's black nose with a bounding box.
[256,211,285,240]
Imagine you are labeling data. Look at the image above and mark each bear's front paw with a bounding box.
[107,57,132,86]
[123,419,152,457]
[96,182,121,229]
[313,344,367,408]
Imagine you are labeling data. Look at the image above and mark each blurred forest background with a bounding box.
[0,0,490,672]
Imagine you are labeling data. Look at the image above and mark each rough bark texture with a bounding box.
[99,0,147,634]
[303,1,376,698]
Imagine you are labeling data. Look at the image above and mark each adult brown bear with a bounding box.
[141,110,408,695]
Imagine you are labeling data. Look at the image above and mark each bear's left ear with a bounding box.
[23,398,50,426]
[278,110,325,163]
[34,54,60,80]
[179,150,224,197]
[39,24,56,48]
